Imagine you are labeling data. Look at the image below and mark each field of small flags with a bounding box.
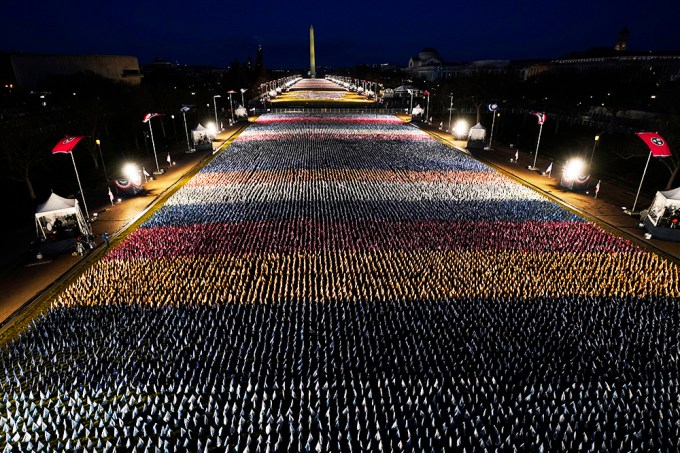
[0,113,677,451]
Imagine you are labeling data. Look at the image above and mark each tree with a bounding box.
[0,116,56,200]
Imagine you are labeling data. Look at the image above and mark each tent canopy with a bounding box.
[35,192,90,241]
[36,192,76,213]
[647,187,680,226]
[468,123,486,141]
[192,123,214,144]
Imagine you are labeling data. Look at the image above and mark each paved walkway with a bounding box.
[0,124,246,328]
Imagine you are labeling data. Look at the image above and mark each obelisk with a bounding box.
[309,25,316,78]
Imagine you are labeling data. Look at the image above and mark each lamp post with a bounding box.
[408,89,414,115]
[486,104,499,150]
[180,106,192,153]
[424,91,430,123]
[448,94,454,133]
[227,90,236,124]
[95,139,109,182]
[171,114,178,142]
[240,88,247,109]
[213,95,221,131]
[588,134,600,174]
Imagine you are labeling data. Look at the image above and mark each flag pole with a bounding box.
[631,150,652,213]
[149,120,160,173]
[531,121,544,170]
[182,110,191,153]
[70,151,90,222]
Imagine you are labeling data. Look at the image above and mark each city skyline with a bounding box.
[1,1,680,68]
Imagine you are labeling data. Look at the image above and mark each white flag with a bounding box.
[546,162,553,174]
[167,153,172,164]
[143,168,150,177]
[514,150,519,161]
[595,180,601,195]
[108,187,114,205]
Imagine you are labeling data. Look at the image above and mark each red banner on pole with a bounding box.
[636,132,672,157]
[532,112,546,125]
[52,136,85,154]
[143,113,162,123]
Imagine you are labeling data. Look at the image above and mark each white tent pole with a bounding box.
[70,151,90,221]
[632,150,652,213]
[532,122,544,169]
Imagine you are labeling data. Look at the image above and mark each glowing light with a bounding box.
[206,122,218,136]
[562,158,586,181]
[122,163,142,185]
[453,120,470,138]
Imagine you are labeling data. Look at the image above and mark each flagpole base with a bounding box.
[153,169,165,175]
[527,166,540,171]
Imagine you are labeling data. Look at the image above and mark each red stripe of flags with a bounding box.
[52,136,85,154]
[636,132,672,157]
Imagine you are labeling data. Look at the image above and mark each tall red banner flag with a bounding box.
[52,136,85,154]
[532,112,546,125]
[635,132,672,157]
[143,113,162,123]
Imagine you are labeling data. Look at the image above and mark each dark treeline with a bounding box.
[0,61,280,221]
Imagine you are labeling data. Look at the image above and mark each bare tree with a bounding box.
[0,122,53,200]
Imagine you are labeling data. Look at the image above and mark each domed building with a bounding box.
[408,48,443,68]
[405,47,456,81]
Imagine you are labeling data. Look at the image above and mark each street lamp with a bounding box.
[171,114,178,142]
[95,139,109,182]
[180,105,192,153]
[213,95,221,131]
[227,90,236,124]
[448,94,454,133]
[588,134,601,174]
[424,91,430,123]
[408,89,414,115]
[240,88,247,109]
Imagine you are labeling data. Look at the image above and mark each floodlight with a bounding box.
[562,158,586,181]
[453,119,470,138]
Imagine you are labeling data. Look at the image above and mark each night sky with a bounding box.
[2,0,679,69]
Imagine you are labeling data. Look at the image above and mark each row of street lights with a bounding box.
[213,89,249,129]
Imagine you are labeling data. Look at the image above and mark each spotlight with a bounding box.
[562,158,586,181]
[453,120,469,138]
[122,163,142,185]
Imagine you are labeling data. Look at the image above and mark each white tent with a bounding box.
[191,123,215,151]
[411,104,424,116]
[191,123,214,144]
[35,192,90,241]
[468,123,486,141]
[235,105,248,119]
[647,187,680,226]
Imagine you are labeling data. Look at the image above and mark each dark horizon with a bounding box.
[2,1,680,69]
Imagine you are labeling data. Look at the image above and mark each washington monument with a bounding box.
[309,25,316,78]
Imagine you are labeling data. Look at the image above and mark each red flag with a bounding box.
[532,112,546,125]
[52,136,85,154]
[143,113,162,123]
[636,132,672,157]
